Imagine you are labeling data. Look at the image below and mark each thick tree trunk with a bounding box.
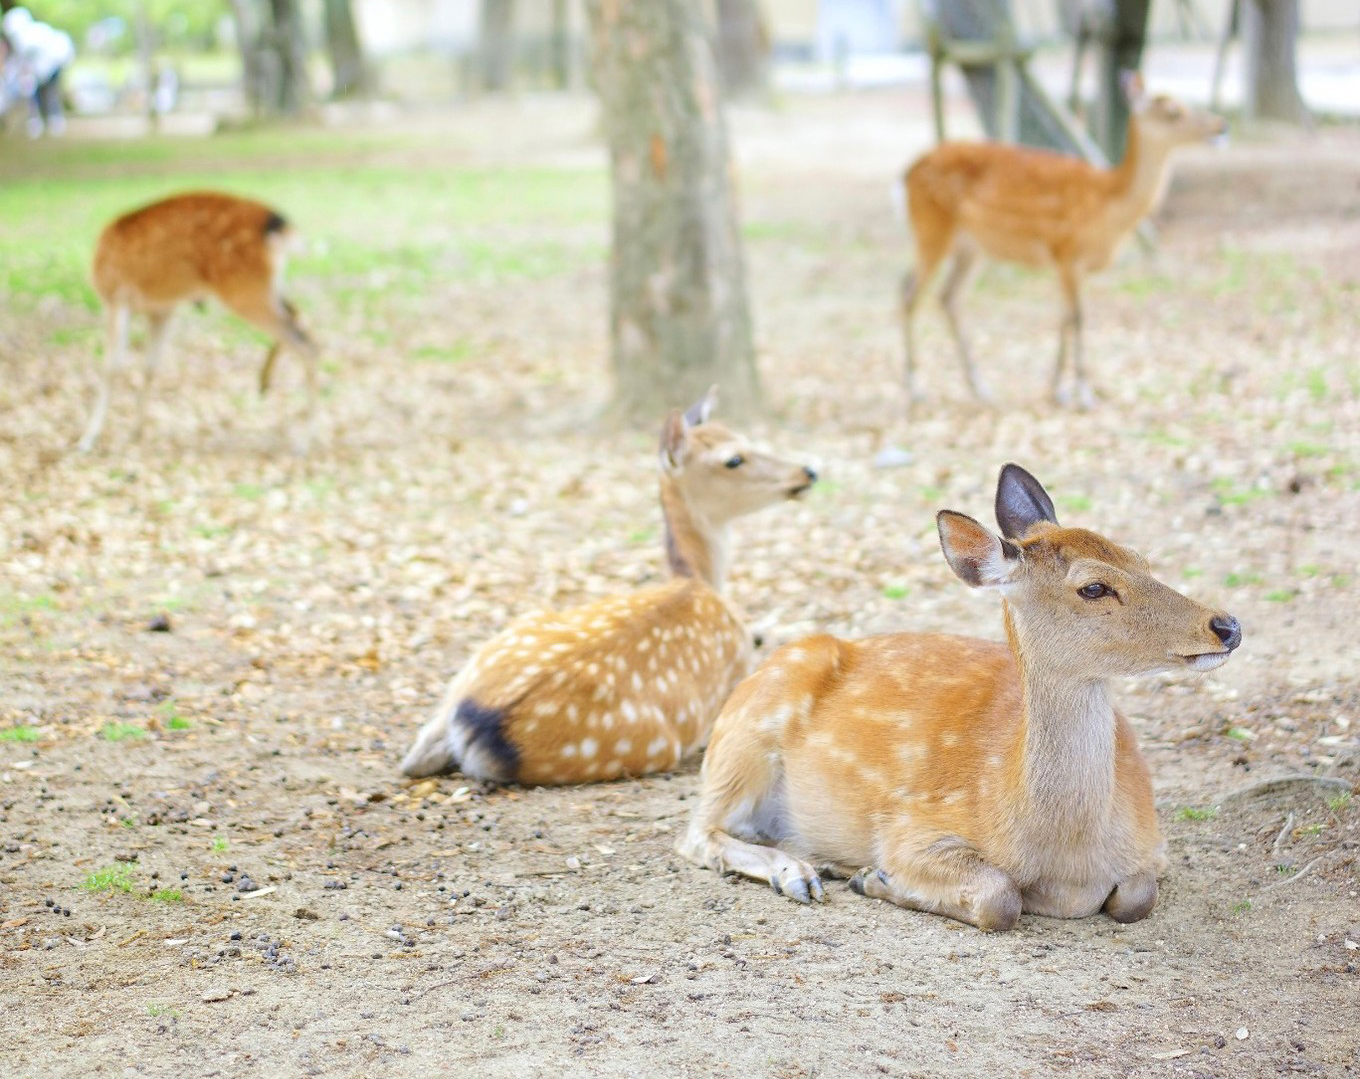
[323,0,370,99]
[267,0,310,115]
[229,0,266,115]
[1242,0,1308,123]
[713,0,770,100]
[480,0,516,92]
[585,0,760,421]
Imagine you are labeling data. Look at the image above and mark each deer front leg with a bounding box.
[848,834,1021,932]
[938,247,991,402]
[676,825,826,904]
[1104,869,1158,924]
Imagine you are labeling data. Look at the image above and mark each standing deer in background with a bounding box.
[679,464,1241,930]
[78,191,317,453]
[400,388,818,786]
[899,76,1225,409]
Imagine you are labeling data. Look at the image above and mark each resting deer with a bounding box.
[78,191,316,453]
[678,464,1241,930]
[899,75,1225,408]
[400,388,818,785]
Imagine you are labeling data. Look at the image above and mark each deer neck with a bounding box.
[1107,119,1179,226]
[1002,603,1116,827]
[660,478,730,591]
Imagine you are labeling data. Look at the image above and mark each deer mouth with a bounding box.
[1179,652,1231,672]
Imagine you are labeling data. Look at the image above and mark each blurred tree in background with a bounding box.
[229,0,311,115]
[1242,0,1308,124]
[323,0,370,99]
[585,0,760,422]
[713,0,770,101]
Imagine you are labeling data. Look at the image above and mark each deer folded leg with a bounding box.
[677,827,826,904]
[848,834,1021,932]
[1104,869,1158,923]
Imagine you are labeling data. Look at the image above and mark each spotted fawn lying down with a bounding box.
[678,464,1241,930]
[79,191,317,453]
[400,388,818,785]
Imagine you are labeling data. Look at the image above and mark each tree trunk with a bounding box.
[1090,0,1150,161]
[585,0,760,421]
[229,0,267,115]
[480,0,516,92]
[323,0,369,98]
[549,0,571,89]
[713,0,770,100]
[267,0,310,115]
[1242,0,1308,123]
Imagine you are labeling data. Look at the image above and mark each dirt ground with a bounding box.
[1,91,1358,1078]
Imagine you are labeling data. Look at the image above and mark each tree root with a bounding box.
[1220,774,1354,805]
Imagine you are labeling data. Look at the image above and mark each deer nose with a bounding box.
[802,466,818,482]
[1210,615,1241,651]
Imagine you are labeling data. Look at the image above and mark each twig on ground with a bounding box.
[1262,856,1324,892]
[1271,811,1296,857]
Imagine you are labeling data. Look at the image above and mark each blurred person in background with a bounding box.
[2,6,75,137]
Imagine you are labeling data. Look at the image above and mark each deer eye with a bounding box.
[1078,582,1111,600]
[725,455,744,469]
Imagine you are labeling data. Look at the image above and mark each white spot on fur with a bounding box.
[580,737,598,759]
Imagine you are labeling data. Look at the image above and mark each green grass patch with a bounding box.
[1263,589,1295,603]
[210,835,229,852]
[411,341,475,364]
[233,483,267,500]
[1175,805,1218,822]
[148,889,184,903]
[0,726,41,743]
[1224,572,1263,588]
[158,700,191,730]
[146,1003,180,1018]
[102,722,146,742]
[1225,726,1254,742]
[1327,791,1352,814]
[881,584,910,600]
[82,864,134,894]
[1230,900,1251,915]
[1211,478,1269,506]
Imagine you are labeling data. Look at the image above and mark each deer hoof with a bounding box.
[848,867,890,898]
[773,864,825,904]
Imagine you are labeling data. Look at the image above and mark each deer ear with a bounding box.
[1121,69,1146,109]
[659,408,688,472]
[995,463,1059,540]
[938,511,1022,589]
[683,384,718,428]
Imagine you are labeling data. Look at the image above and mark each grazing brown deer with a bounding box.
[78,191,316,453]
[678,464,1240,930]
[899,76,1225,408]
[400,388,818,786]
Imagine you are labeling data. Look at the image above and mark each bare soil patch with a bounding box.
[2,94,1357,1077]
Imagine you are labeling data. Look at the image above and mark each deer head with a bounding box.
[937,464,1241,681]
